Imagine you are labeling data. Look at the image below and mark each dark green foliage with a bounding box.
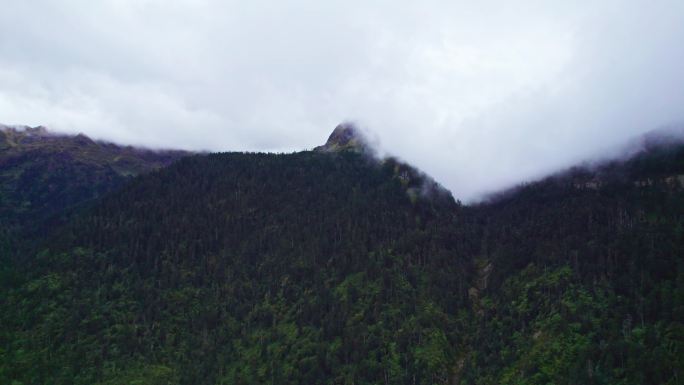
[0,127,187,266]
[1,140,684,384]
[2,151,472,385]
[461,144,684,385]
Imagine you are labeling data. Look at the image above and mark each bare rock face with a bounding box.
[314,123,371,154]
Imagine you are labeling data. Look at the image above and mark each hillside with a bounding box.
[0,125,188,262]
[459,139,684,384]
[2,149,472,385]
[0,126,682,385]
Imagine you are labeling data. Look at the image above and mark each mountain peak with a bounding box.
[314,123,371,153]
[0,124,49,135]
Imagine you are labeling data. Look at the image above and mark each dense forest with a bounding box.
[0,127,682,384]
[0,126,186,271]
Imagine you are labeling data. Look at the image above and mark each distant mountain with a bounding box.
[0,125,682,385]
[0,124,189,260]
[0,124,187,175]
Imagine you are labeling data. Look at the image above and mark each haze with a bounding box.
[2,0,684,201]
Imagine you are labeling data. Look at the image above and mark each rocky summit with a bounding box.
[313,123,372,154]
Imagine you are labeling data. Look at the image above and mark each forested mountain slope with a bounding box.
[2,150,473,385]
[459,139,684,384]
[0,126,682,385]
[0,125,188,262]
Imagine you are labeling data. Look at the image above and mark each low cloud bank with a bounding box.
[1,1,683,201]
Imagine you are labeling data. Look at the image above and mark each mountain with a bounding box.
[0,125,682,385]
[313,123,373,154]
[459,137,684,385]
[0,125,189,263]
[315,123,454,206]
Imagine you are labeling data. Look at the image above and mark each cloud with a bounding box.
[1,0,683,200]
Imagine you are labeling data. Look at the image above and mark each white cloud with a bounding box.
[1,0,683,200]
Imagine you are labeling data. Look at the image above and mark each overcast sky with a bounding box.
[2,1,684,201]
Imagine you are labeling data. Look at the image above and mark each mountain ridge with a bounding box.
[0,124,191,262]
[1,123,683,384]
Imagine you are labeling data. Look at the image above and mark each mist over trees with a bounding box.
[1,139,683,384]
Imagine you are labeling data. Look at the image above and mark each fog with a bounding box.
[1,1,683,201]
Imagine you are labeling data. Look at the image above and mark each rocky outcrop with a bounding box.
[314,123,372,154]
